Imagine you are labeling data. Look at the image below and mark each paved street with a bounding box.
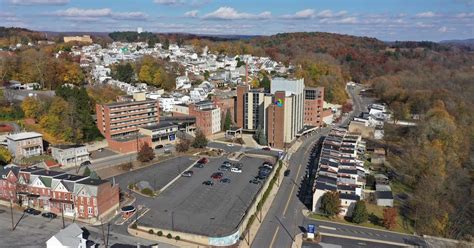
[0,205,174,248]
[303,236,403,248]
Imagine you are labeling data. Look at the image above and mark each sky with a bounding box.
[1,0,473,41]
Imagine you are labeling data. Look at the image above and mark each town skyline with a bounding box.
[2,0,474,41]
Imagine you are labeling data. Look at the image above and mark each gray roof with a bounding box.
[7,132,42,141]
[49,223,83,247]
[376,191,393,199]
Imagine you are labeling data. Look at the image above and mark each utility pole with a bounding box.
[61,203,65,228]
[10,200,14,230]
[106,222,111,248]
[101,219,106,247]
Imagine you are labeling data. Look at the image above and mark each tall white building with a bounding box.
[137,27,143,34]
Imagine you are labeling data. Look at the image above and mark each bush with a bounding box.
[148,229,154,234]
[128,183,135,190]
[192,129,208,148]
[131,223,137,229]
[141,188,154,196]
[166,233,172,239]
[137,142,155,162]
[176,138,191,153]
[157,231,163,236]
[175,236,180,241]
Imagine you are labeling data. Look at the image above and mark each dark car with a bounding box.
[249,178,261,184]
[24,208,41,215]
[220,178,231,183]
[194,163,204,168]
[155,144,164,149]
[182,171,194,177]
[218,165,229,171]
[42,212,57,219]
[284,169,291,177]
[262,147,271,151]
[198,157,209,164]
[222,161,232,167]
[211,172,224,179]
[202,180,214,186]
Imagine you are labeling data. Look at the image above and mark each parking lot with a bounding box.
[135,154,276,237]
[114,156,196,192]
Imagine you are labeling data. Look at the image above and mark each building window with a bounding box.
[88,207,93,215]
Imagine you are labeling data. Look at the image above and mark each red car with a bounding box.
[211,172,223,179]
[198,157,209,164]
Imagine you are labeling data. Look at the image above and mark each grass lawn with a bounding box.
[20,154,55,165]
[309,203,414,234]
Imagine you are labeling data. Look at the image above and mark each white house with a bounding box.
[46,223,92,248]
[176,75,191,89]
[159,97,176,112]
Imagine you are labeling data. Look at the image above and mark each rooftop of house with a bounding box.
[7,132,42,141]
[55,174,88,182]
[49,223,84,247]
[315,182,337,191]
[31,170,66,177]
[339,193,361,201]
[77,178,109,186]
[376,190,393,200]
[52,144,86,149]
[20,166,44,173]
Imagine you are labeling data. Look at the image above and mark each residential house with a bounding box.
[51,145,90,168]
[46,223,95,248]
[7,132,43,159]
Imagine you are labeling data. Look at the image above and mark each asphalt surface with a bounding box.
[250,85,428,248]
[114,156,196,192]
[251,131,325,248]
[90,148,118,160]
[0,205,173,248]
[137,155,272,237]
[303,236,404,248]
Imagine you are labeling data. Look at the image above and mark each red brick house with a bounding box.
[0,165,20,202]
[73,178,119,219]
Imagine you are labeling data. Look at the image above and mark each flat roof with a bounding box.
[339,193,360,201]
[105,99,157,107]
[31,170,66,177]
[55,174,88,182]
[77,178,109,186]
[20,166,44,173]
[141,122,178,131]
[7,132,42,141]
[112,134,148,142]
[52,144,86,149]
[376,191,393,199]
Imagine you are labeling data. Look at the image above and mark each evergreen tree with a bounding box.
[224,109,232,131]
[83,166,91,176]
[260,75,271,90]
[192,129,208,148]
[352,200,369,224]
[320,191,340,217]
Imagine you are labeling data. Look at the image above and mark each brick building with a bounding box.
[304,87,325,128]
[0,164,119,221]
[187,101,221,136]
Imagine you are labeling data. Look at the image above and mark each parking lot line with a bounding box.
[283,163,302,216]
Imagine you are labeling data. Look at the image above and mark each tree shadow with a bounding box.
[368,213,382,226]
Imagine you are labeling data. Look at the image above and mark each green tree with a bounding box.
[260,75,271,90]
[203,70,210,80]
[253,125,267,145]
[320,191,340,217]
[113,63,134,83]
[137,142,155,162]
[352,200,368,224]
[83,166,91,176]
[0,147,12,165]
[163,38,170,50]
[224,109,232,131]
[192,129,208,148]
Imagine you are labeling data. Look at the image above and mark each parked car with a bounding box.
[211,172,224,179]
[218,165,229,171]
[42,212,57,219]
[198,157,209,164]
[262,147,271,151]
[24,208,41,215]
[220,178,231,183]
[227,143,234,147]
[155,144,164,149]
[202,180,214,186]
[97,148,104,152]
[284,169,291,177]
[222,161,232,167]
[182,171,194,177]
[231,167,242,173]
[249,178,261,184]
[194,163,204,168]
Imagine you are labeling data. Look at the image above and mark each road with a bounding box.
[250,84,428,248]
[251,130,326,248]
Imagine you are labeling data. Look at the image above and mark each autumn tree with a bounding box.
[137,142,155,162]
[176,138,191,153]
[21,96,45,121]
[320,191,340,217]
[87,84,126,105]
[352,200,368,224]
[192,129,208,148]
[383,208,398,230]
[0,147,12,165]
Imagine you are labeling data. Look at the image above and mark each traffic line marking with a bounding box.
[283,163,302,216]
[269,225,280,248]
[318,225,337,230]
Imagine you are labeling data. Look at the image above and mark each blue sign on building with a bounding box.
[308,224,315,234]
[169,134,176,141]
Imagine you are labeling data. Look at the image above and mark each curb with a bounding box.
[158,160,197,193]
[320,232,410,247]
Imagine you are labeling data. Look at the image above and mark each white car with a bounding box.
[227,143,234,147]
[231,167,242,173]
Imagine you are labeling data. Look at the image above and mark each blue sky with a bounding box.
[1,0,473,41]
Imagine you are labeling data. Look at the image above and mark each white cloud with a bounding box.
[438,26,455,32]
[54,8,147,20]
[455,12,474,18]
[184,10,199,18]
[203,7,271,20]
[316,10,347,18]
[321,17,358,24]
[153,0,183,6]
[9,0,68,5]
[283,9,315,19]
[415,11,437,18]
